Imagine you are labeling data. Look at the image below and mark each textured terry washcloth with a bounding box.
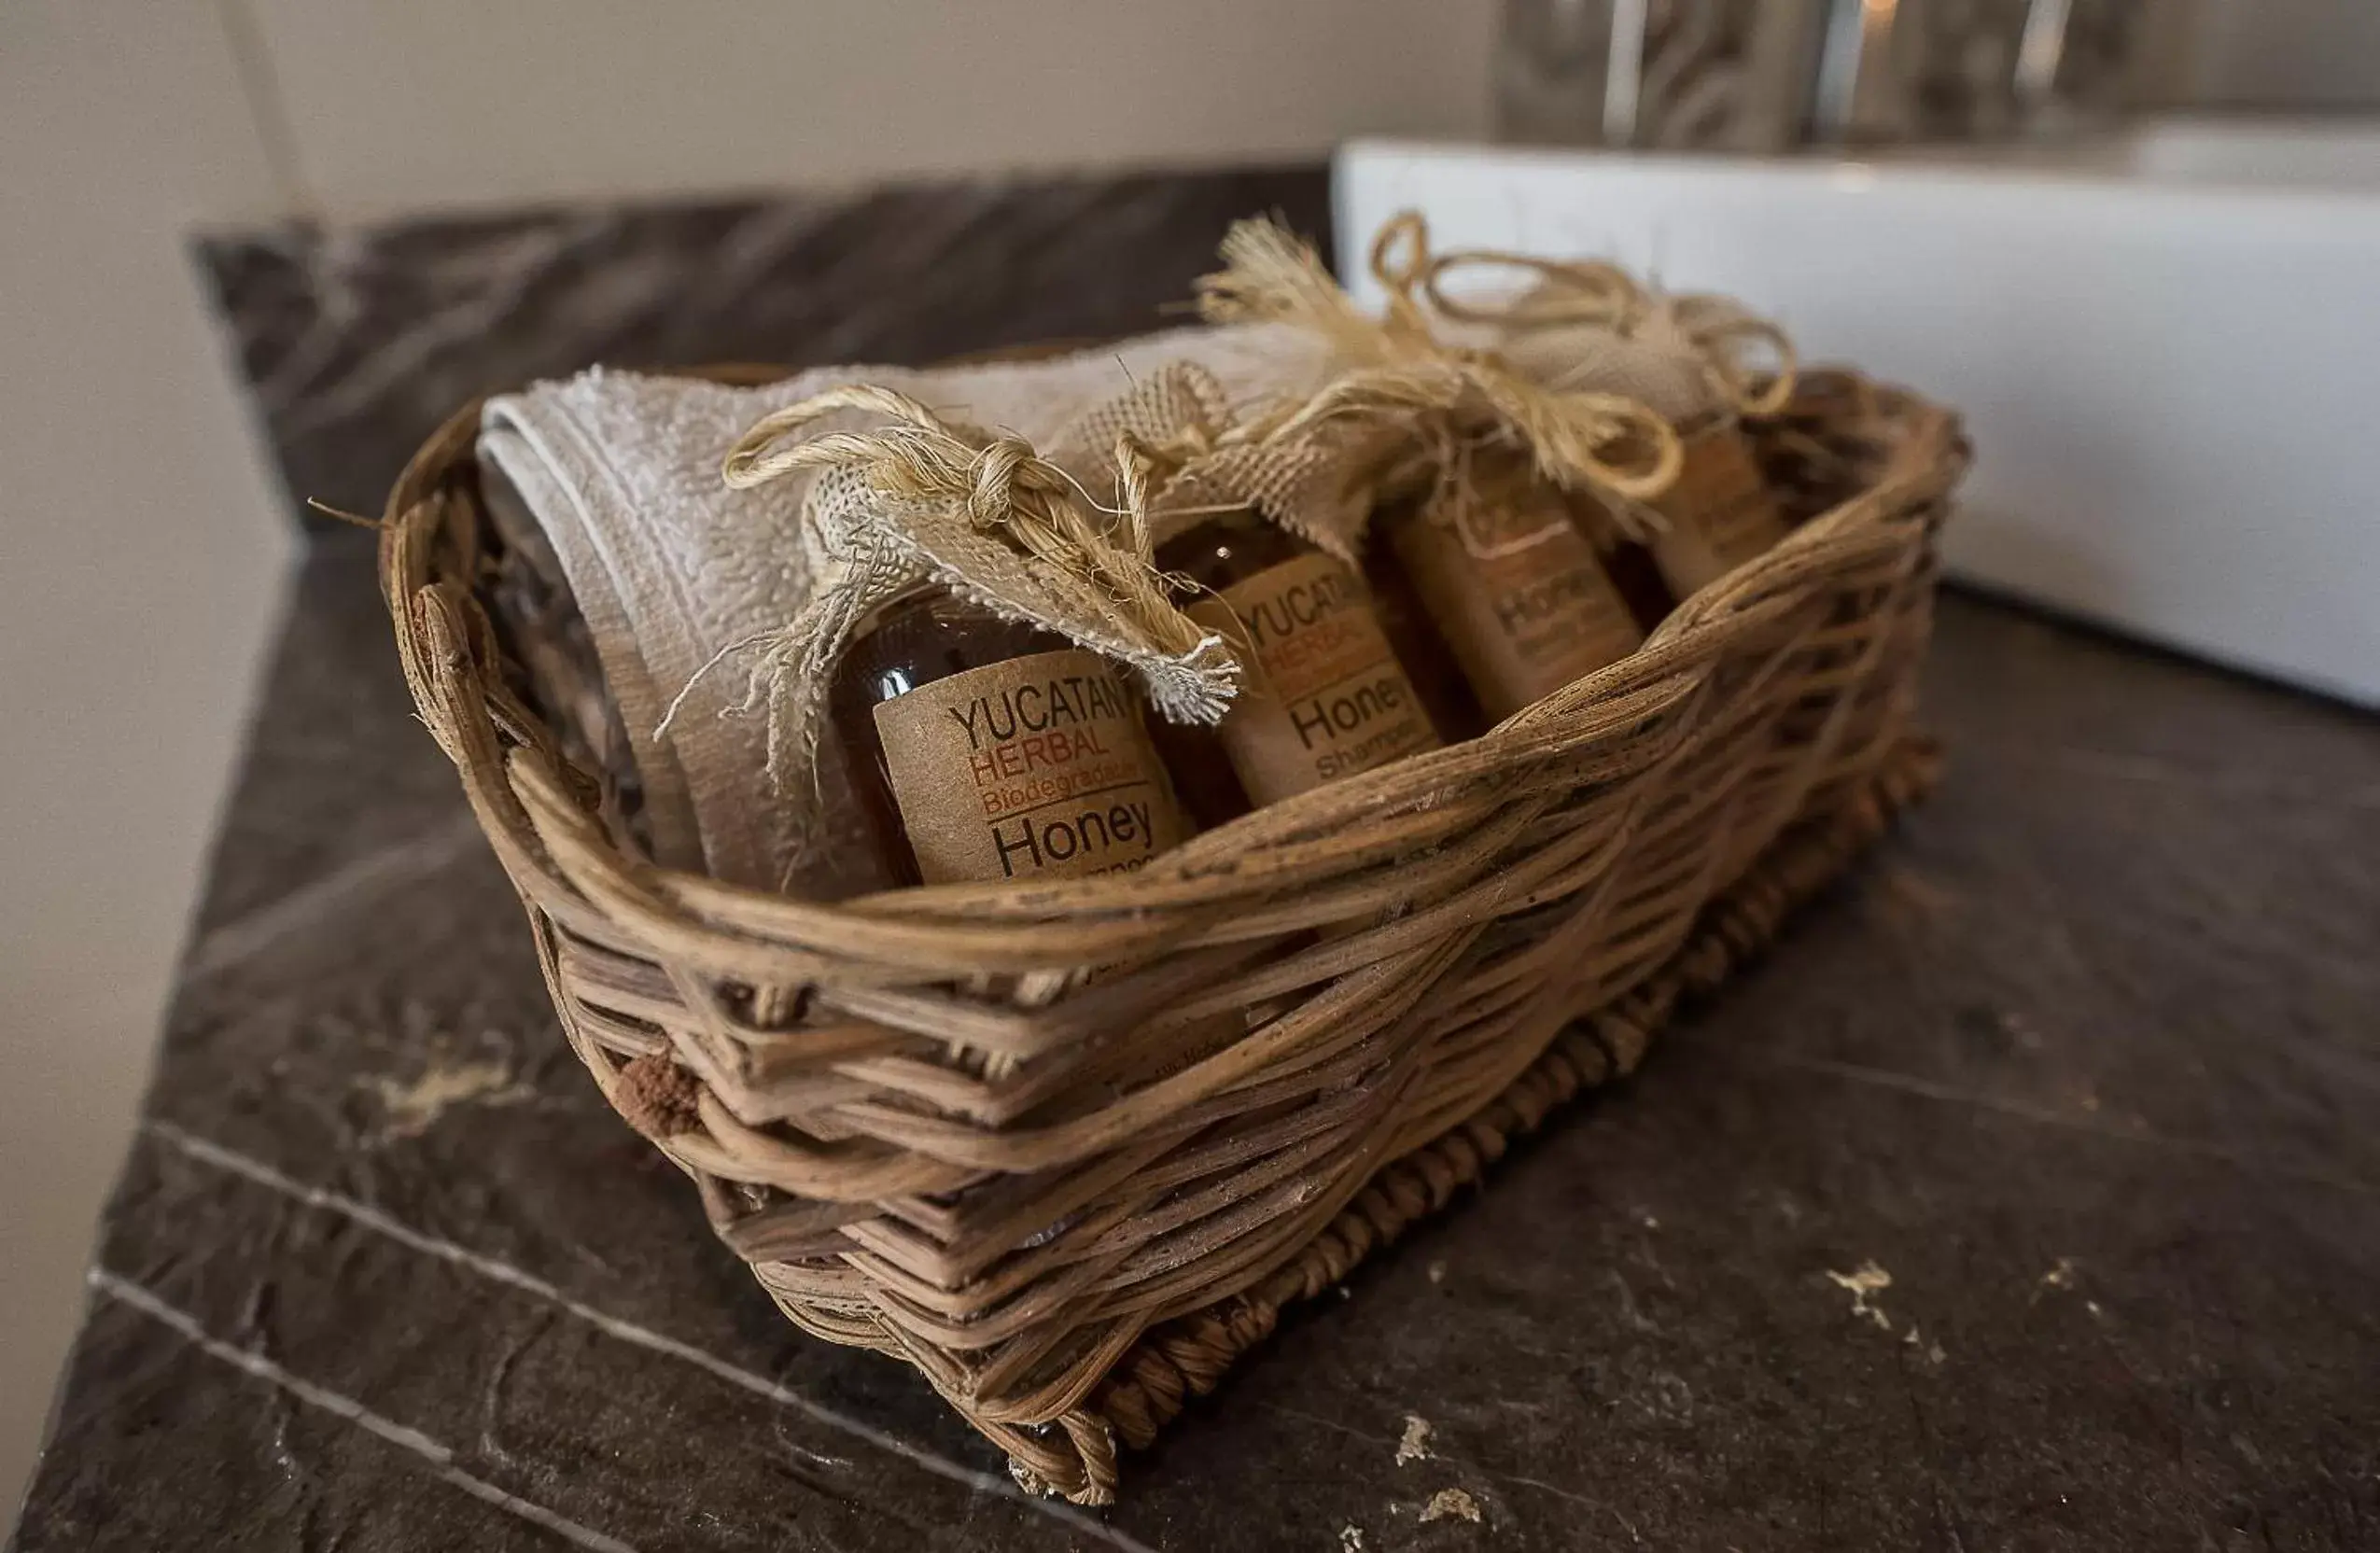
[477,324,1330,895]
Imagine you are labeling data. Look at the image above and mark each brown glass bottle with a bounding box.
[1362,543,1488,744]
[1373,447,1647,724]
[1640,418,1791,598]
[829,585,1195,887]
[1151,508,1442,824]
[1591,529,1683,635]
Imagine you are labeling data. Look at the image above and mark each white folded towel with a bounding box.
[478,324,1326,895]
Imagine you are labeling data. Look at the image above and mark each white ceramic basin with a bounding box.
[1337,121,2380,705]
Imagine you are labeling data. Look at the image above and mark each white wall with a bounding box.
[0,1,296,1518]
[242,0,1499,219]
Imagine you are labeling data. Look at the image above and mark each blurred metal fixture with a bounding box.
[1498,0,2146,150]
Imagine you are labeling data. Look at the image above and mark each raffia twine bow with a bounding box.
[1410,229,1799,419]
[1191,212,1685,540]
[662,385,1239,798]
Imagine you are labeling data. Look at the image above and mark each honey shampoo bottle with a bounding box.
[830,584,1195,887]
[1642,420,1790,597]
[1373,447,1645,724]
[1465,268,1794,605]
[1152,507,1440,821]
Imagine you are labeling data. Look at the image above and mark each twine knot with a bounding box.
[1407,222,1799,418]
[964,432,1050,528]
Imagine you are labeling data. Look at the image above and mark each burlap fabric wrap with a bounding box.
[1046,357,1386,564]
[691,384,1240,790]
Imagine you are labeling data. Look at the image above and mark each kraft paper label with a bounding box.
[1389,479,1644,721]
[1187,552,1440,804]
[871,649,1189,885]
[1649,426,1789,596]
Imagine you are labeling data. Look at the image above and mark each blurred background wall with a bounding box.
[229,0,1499,219]
[2185,0,2380,108]
[5,0,2375,1520]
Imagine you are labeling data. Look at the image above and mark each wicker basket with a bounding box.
[379,362,1966,1504]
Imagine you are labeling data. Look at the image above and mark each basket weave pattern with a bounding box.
[381,370,1964,1503]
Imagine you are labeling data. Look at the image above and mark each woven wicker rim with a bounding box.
[379,362,1965,1503]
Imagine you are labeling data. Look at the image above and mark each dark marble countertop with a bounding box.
[14,170,2380,1553]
